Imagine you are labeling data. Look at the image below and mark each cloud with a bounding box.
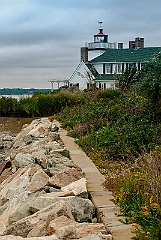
[0,0,161,88]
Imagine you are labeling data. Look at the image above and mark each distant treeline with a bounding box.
[0,88,51,95]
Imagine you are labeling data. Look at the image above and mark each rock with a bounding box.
[48,132,60,141]
[27,220,48,237]
[2,134,14,142]
[61,178,87,196]
[23,135,34,145]
[0,235,59,240]
[47,215,76,235]
[0,164,49,234]
[0,118,107,240]
[14,153,35,168]
[27,168,49,193]
[0,160,12,174]
[51,123,59,132]
[29,195,95,222]
[0,166,32,234]
[52,222,106,239]
[12,118,51,149]
[51,148,70,158]
[32,150,50,169]
[12,124,36,149]
[66,196,95,222]
[0,159,12,184]
[5,200,74,237]
[79,234,112,240]
[49,168,85,188]
[9,191,46,224]
[46,155,76,176]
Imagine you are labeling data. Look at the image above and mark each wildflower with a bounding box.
[130,217,135,222]
[132,223,137,227]
[131,229,135,233]
[141,206,148,211]
[142,211,149,216]
[146,232,150,235]
[150,203,158,209]
[150,196,153,204]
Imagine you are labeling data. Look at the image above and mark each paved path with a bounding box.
[54,120,134,240]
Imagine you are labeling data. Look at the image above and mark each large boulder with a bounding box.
[48,220,106,239]
[9,191,46,224]
[0,235,59,240]
[49,168,85,188]
[0,118,108,240]
[61,178,87,196]
[4,200,74,237]
[14,153,35,168]
[47,215,77,235]
[0,164,49,234]
[29,195,95,222]
[27,168,49,193]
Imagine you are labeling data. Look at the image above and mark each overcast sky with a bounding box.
[0,0,161,89]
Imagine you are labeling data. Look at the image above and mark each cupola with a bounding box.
[94,21,108,43]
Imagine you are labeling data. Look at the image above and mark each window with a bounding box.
[87,83,90,89]
[118,63,122,73]
[104,83,106,89]
[106,64,111,73]
[103,64,106,74]
[122,63,124,72]
[110,64,113,74]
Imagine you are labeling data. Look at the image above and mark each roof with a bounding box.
[89,47,161,63]
[85,63,99,77]
[94,74,116,81]
[96,33,105,36]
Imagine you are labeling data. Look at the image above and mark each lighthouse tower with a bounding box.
[81,22,116,62]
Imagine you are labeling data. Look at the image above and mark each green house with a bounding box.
[88,47,161,89]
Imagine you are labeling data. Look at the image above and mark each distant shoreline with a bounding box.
[0,88,51,96]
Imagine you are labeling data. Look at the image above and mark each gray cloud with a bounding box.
[0,0,161,88]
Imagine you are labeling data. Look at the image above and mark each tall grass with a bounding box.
[0,89,87,117]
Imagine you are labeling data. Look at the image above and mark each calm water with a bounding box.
[0,95,32,100]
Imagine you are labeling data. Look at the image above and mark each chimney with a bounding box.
[118,42,123,49]
[135,37,144,48]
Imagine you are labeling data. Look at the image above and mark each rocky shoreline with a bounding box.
[0,118,112,240]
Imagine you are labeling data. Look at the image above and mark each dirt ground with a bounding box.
[0,117,34,135]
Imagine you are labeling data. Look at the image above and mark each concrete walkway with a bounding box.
[54,120,134,240]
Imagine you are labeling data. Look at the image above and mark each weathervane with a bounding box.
[97,21,103,28]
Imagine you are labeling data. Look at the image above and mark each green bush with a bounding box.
[0,97,17,117]
[58,91,160,161]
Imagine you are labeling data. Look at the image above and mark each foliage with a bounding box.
[0,97,17,117]
[58,91,160,162]
[56,88,161,240]
[0,89,87,117]
[136,52,161,105]
[0,83,161,239]
[110,150,161,240]
[116,66,138,91]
